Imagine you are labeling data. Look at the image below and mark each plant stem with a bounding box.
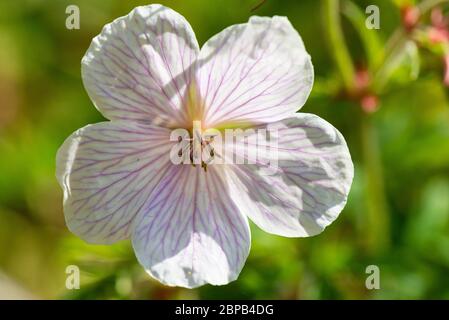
[372,28,408,92]
[323,0,355,92]
[360,113,390,254]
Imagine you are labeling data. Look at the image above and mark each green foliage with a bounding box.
[1,0,449,299]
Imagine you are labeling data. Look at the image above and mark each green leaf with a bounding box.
[341,0,385,70]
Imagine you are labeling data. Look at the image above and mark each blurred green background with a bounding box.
[1,0,449,299]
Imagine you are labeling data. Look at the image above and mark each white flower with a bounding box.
[56,4,354,288]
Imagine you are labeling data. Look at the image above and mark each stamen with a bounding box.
[189,147,194,164]
[183,127,216,172]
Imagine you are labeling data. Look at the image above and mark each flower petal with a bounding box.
[223,113,353,237]
[82,4,199,127]
[56,121,174,243]
[196,16,313,127]
[132,166,251,288]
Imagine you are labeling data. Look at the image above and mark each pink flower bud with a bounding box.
[401,5,420,32]
[361,95,379,113]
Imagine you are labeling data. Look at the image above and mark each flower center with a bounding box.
[178,121,215,172]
